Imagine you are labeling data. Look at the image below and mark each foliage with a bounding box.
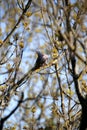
[0,0,87,130]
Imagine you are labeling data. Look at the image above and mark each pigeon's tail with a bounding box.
[31,66,38,71]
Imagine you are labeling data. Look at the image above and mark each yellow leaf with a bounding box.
[28,37,32,42]
[10,125,17,130]
[31,106,36,113]
[79,74,82,80]
[25,11,32,17]
[23,126,28,129]
[23,22,28,28]
[55,41,62,48]
[6,63,13,72]
[85,66,87,73]
[72,13,77,20]
[82,86,87,93]
[35,28,42,33]
[0,28,2,36]
[8,18,15,23]
[82,80,86,86]
[19,42,24,48]
[34,12,42,18]
[77,18,81,24]
[0,85,6,91]
[8,68,14,72]
[0,39,3,45]
[6,63,11,70]
[66,89,74,96]
[52,47,58,58]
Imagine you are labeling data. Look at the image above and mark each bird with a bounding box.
[31,51,48,71]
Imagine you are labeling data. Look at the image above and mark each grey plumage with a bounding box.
[31,51,48,71]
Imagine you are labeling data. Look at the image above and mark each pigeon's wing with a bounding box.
[31,51,48,71]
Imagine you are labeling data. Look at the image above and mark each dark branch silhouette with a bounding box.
[3,0,32,42]
[71,52,87,130]
[0,93,24,130]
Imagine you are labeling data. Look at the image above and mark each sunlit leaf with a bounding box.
[0,39,3,45]
[66,89,74,96]
[31,106,36,113]
[25,11,32,17]
[19,41,24,48]
[52,47,58,58]
[35,28,42,33]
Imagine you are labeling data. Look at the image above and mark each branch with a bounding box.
[70,52,84,104]
[3,0,32,42]
[71,52,87,130]
[58,30,87,65]
[55,64,65,115]
[0,92,24,130]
